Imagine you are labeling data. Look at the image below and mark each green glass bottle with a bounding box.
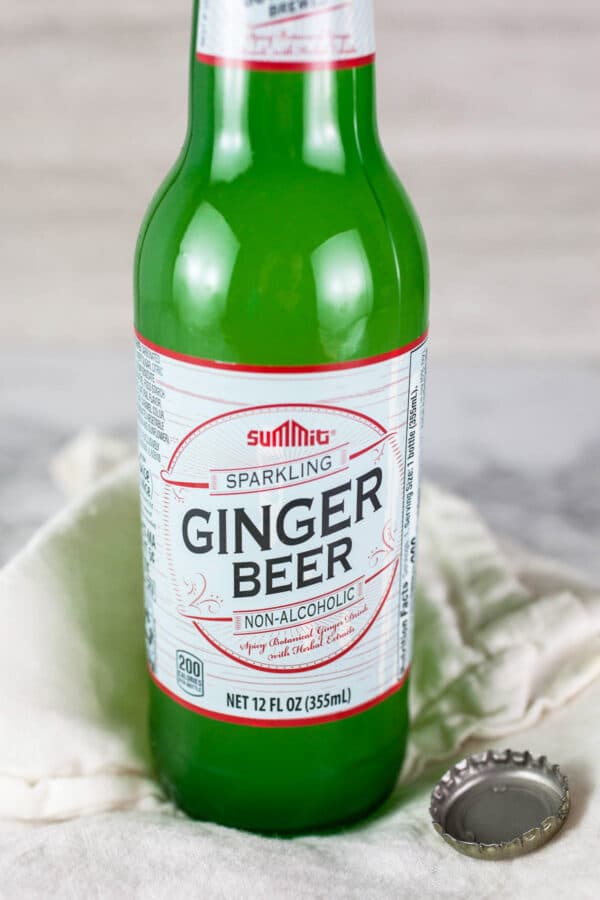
[135,0,428,833]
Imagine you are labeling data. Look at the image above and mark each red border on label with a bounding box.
[148,665,409,727]
[196,52,375,73]
[135,328,429,374]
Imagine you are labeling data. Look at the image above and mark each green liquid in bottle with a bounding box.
[135,0,428,833]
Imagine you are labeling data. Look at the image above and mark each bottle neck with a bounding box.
[185,0,379,174]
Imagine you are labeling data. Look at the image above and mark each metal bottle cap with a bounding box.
[430,750,570,860]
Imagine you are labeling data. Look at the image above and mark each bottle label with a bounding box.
[136,332,427,725]
[196,0,376,71]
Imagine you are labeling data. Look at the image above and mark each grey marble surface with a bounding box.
[1,0,598,358]
[2,350,598,580]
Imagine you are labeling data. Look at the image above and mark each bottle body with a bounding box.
[135,1,428,832]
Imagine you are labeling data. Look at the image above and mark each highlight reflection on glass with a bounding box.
[312,229,374,357]
[211,67,252,181]
[173,202,240,331]
[303,70,345,173]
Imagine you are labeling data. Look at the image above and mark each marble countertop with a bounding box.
[3,350,598,582]
[1,4,598,893]
[1,1,598,359]
[2,1,598,569]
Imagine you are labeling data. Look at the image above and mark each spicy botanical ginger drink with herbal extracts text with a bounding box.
[135,0,428,832]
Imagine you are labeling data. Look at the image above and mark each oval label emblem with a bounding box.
[161,403,403,673]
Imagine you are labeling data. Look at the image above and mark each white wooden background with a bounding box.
[1,0,598,358]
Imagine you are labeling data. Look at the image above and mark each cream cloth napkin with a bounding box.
[1,433,600,899]
[2,432,599,823]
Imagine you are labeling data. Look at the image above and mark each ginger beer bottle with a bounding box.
[135,0,428,832]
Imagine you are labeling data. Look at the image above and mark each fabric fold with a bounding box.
[1,437,599,822]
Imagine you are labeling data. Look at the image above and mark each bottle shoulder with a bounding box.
[135,161,428,365]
